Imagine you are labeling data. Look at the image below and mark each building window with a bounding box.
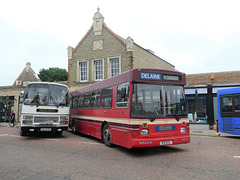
[80,61,87,82]
[186,97,207,123]
[110,58,119,77]
[94,60,103,81]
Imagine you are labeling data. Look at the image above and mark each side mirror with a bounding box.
[20,91,24,98]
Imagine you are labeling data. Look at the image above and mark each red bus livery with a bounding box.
[69,69,190,148]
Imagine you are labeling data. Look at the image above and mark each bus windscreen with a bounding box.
[131,83,187,118]
[24,84,69,106]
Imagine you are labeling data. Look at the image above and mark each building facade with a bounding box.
[67,8,175,86]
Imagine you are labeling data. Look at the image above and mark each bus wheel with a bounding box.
[103,123,112,147]
[56,131,63,136]
[72,121,77,134]
[20,130,27,136]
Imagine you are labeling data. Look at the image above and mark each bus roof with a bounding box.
[217,87,240,95]
[28,82,68,88]
[71,68,186,96]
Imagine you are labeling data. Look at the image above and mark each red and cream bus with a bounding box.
[69,69,190,148]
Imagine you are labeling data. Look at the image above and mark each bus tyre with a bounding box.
[56,131,63,136]
[20,130,27,136]
[103,123,112,147]
[72,121,77,134]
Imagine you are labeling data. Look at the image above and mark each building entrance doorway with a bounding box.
[0,96,14,122]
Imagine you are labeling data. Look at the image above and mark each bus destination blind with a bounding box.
[140,72,181,82]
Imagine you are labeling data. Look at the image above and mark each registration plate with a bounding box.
[40,128,52,132]
[160,140,173,145]
[155,125,176,131]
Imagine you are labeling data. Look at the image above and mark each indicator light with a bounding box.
[142,123,148,128]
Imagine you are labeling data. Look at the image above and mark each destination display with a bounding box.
[140,72,181,82]
[36,109,58,113]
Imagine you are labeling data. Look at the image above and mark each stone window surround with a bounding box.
[92,58,104,81]
[76,55,121,83]
[108,55,121,78]
[77,60,89,82]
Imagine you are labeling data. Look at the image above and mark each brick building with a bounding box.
[67,8,175,87]
[185,71,240,128]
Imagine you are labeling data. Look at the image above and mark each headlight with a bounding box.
[60,116,69,125]
[141,129,149,135]
[22,116,33,125]
[181,127,186,133]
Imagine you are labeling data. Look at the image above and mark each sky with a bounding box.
[0,0,240,86]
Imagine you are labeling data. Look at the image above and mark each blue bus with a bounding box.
[217,87,240,135]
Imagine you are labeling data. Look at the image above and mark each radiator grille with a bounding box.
[34,117,58,123]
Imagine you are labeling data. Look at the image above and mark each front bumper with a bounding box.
[129,135,190,148]
[21,126,68,133]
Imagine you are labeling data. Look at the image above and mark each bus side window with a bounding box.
[92,90,100,109]
[72,96,78,109]
[116,82,129,108]
[84,92,91,109]
[78,94,84,109]
[101,87,112,108]
[234,95,240,113]
[221,96,233,116]
[221,96,232,112]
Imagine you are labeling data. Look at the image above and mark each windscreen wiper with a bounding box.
[150,105,159,122]
[36,99,40,107]
[174,105,180,121]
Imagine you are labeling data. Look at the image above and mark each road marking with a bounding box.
[10,135,21,137]
[78,141,103,145]
[233,156,240,159]
[47,139,60,141]
[0,134,9,136]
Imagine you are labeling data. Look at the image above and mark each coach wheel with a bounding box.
[20,130,27,136]
[72,121,77,134]
[103,123,112,147]
[56,131,63,136]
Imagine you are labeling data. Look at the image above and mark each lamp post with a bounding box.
[194,89,198,122]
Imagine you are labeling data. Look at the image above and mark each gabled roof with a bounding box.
[13,62,41,87]
[133,43,175,67]
[102,24,126,46]
[72,23,126,55]
[102,24,174,67]
[71,9,173,68]
[73,26,93,54]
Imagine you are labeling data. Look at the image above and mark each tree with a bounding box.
[38,68,68,82]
